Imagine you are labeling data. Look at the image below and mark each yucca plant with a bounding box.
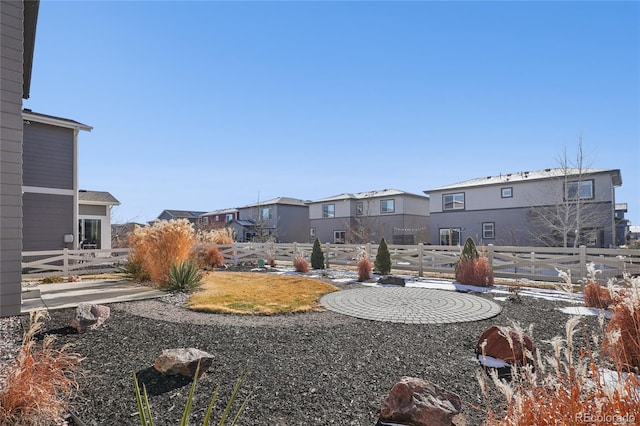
[168,260,203,292]
[133,362,248,426]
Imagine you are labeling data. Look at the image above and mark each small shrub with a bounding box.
[459,237,479,263]
[455,256,494,286]
[134,362,248,426]
[67,275,81,283]
[267,256,276,267]
[374,238,391,275]
[168,261,203,293]
[293,255,310,273]
[196,246,225,270]
[310,238,325,270]
[0,311,83,426]
[41,275,64,284]
[357,257,372,282]
[583,281,614,310]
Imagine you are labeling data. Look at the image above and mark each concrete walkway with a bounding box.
[21,280,165,313]
[320,287,501,324]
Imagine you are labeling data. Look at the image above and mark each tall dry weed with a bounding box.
[0,311,83,426]
[603,274,640,373]
[197,227,234,245]
[127,219,196,286]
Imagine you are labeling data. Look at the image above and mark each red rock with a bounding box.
[476,325,535,365]
[154,348,213,378]
[379,377,463,426]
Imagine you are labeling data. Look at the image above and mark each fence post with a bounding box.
[325,243,331,269]
[232,244,238,266]
[530,251,535,275]
[418,243,424,277]
[63,248,69,276]
[579,245,587,283]
[487,244,494,273]
[366,242,371,259]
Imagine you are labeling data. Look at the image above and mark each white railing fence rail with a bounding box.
[22,244,640,284]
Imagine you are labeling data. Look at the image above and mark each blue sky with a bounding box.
[25,1,639,225]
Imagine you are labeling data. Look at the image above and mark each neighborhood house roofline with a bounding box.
[159,210,207,219]
[425,168,622,193]
[79,190,120,206]
[241,197,309,208]
[311,189,429,204]
[23,109,92,132]
[203,208,239,216]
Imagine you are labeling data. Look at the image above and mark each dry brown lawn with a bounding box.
[187,271,340,315]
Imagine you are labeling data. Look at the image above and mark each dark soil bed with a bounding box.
[31,285,600,426]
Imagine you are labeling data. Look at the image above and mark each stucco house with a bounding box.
[1,0,40,316]
[425,168,622,247]
[236,197,309,243]
[308,189,430,245]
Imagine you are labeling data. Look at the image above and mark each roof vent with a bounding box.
[545,168,551,172]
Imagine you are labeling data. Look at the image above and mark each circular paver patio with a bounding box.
[320,287,501,324]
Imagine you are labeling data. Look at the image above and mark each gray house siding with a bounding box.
[427,169,620,247]
[79,204,107,216]
[23,121,74,189]
[23,193,74,251]
[274,205,309,243]
[0,0,25,316]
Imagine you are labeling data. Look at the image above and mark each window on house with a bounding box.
[226,213,234,222]
[501,187,512,198]
[483,222,495,239]
[566,180,594,200]
[215,215,220,221]
[380,199,395,213]
[322,204,335,218]
[356,202,364,216]
[78,219,101,249]
[443,193,465,210]
[334,230,346,244]
[439,228,461,246]
[310,228,316,239]
[260,207,272,221]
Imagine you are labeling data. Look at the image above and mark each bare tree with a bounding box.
[345,194,383,244]
[246,198,280,243]
[528,136,608,247]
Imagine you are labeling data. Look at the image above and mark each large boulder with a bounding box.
[379,377,464,426]
[70,303,110,333]
[154,348,214,378]
[476,325,536,366]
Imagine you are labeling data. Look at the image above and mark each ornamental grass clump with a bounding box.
[293,254,310,273]
[355,247,372,281]
[127,219,196,286]
[196,247,226,270]
[374,238,391,275]
[602,274,640,373]
[481,316,639,426]
[0,311,84,426]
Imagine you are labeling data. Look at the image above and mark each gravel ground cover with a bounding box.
[20,277,601,426]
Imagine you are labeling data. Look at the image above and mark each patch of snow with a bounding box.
[559,306,612,318]
[493,297,508,302]
[599,368,640,400]
[477,355,511,369]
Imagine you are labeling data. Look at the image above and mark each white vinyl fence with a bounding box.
[22,244,640,284]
